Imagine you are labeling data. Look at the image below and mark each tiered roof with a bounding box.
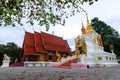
[20,31,71,57]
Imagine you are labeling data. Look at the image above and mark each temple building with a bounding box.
[20,13,118,68]
[20,31,72,62]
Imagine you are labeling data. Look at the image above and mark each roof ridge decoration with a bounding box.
[31,26,35,32]
[23,26,26,32]
[41,31,63,39]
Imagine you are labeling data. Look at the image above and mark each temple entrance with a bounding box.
[48,55,53,60]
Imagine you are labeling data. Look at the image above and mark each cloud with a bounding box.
[0,27,24,47]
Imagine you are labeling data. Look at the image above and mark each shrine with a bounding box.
[75,13,118,67]
[1,54,10,67]
[20,31,72,62]
[50,13,119,68]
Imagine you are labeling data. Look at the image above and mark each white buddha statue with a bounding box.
[1,54,10,67]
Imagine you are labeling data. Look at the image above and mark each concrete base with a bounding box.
[1,60,10,67]
[87,63,120,68]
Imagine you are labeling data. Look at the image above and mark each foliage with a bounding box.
[91,17,120,57]
[0,42,21,65]
[0,44,5,65]
[0,0,98,30]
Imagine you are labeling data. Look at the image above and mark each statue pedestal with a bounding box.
[1,60,10,67]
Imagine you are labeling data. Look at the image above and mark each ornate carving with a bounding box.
[97,56,102,61]
[109,44,114,53]
[97,35,103,46]
[75,36,87,62]
[56,51,62,62]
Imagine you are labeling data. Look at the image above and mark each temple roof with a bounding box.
[20,31,71,56]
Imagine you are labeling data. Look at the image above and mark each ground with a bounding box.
[0,66,120,80]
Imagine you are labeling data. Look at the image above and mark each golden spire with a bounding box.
[86,13,90,26]
[86,13,95,34]
[81,21,86,35]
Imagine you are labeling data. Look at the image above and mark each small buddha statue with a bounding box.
[109,44,114,53]
[3,54,10,61]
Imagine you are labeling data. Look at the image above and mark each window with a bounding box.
[109,57,111,60]
[48,55,52,60]
[112,58,114,61]
[29,56,36,61]
[106,57,108,60]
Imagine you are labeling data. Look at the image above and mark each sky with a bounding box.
[0,0,120,51]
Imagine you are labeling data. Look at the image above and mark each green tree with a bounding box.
[0,42,21,65]
[91,17,120,57]
[0,44,6,65]
[5,42,21,64]
[0,0,98,30]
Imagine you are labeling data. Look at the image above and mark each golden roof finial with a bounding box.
[81,21,86,35]
[81,21,84,27]
[85,12,95,34]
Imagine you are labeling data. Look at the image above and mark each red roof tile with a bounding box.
[24,46,36,54]
[24,32,34,47]
[21,31,71,56]
[41,32,71,53]
[34,32,46,52]
[64,40,71,52]
[21,32,36,56]
[41,32,65,46]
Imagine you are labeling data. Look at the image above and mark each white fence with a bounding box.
[24,62,52,67]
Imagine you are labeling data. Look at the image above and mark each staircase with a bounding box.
[57,55,78,68]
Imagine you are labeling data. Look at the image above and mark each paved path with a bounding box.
[0,66,120,80]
